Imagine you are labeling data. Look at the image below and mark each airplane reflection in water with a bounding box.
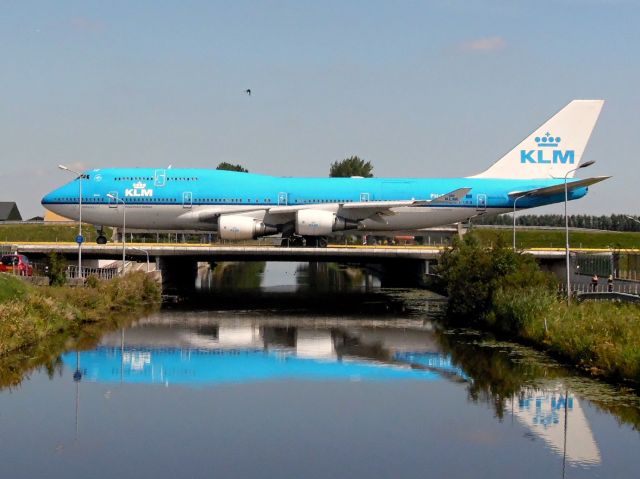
[62,318,466,386]
[62,316,601,467]
[507,390,601,467]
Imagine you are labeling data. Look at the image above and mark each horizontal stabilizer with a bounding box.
[508,176,610,198]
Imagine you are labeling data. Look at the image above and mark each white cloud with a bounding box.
[459,36,506,53]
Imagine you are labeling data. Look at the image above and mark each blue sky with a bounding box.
[2,0,638,218]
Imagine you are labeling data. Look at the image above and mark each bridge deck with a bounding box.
[0,241,606,262]
[2,242,443,262]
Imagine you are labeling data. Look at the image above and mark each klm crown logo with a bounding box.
[521,131,574,165]
[125,181,154,197]
[535,132,561,147]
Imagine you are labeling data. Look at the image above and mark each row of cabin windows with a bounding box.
[299,199,354,203]
[59,197,178,203]
[113,177,199,181]
[58,197,359,204]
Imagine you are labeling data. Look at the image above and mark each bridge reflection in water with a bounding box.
[62,315,602,468]
[62,318,462,386]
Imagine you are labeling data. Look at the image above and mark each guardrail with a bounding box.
[66,265,119,280]
[560,282,639,295]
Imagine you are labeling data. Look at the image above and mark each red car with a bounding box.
[0,254,33,276]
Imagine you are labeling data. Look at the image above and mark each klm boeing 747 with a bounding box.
[42,100,609,246]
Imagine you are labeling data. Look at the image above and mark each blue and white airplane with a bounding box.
[42,100,608,246]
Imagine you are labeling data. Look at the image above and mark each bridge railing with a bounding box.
[66,265,119,280]
[559,282,640,296]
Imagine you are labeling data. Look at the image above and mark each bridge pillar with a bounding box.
[157,257,198,294]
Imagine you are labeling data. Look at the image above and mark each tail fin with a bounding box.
[470,100,604,179]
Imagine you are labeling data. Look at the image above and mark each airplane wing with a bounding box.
[185,187,472,224]
[414,187,472,205]
[188,206,266,223]
[508,176,610,198]
[340,187,472,219]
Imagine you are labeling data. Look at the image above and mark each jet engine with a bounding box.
[218,215,278,240]
[295,210,358,236]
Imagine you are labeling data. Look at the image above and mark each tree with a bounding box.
[329,156,373,178]
[436,232,555,324]
[47,252,67,286]
[216,162,248,173]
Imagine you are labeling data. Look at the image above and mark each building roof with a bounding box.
[0,202,22,221]
[44,210,73,222]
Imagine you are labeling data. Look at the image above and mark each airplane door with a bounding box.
[278,192,288,205]
[154,169,166,187]
[477,194,487,211]
[183,191,193,209]
[108,191,118,208]
[360,193,370,202]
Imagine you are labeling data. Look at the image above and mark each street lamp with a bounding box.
[565,160,595,304]
[107,194,126,275]
[131,247,150,273]
[58,165,84,279]
[512,193,530,250]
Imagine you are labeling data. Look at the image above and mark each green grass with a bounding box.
[0,224,112,243]
[438,231,640,388]
[0,274,29,303]
[0,272,161,357]
[489,289,640,387]
[475,228,640,250]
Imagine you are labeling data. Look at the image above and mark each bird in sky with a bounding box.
[245,89,251,96]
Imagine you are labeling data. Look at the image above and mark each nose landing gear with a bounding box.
[96,226,108,245]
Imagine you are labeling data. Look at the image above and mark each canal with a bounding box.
[1,262,639,478]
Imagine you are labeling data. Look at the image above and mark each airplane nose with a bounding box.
[41,190,56,206]
[41,187,68,217]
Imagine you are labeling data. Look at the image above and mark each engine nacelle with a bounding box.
[218,215,277,240]
[295,210,358,236]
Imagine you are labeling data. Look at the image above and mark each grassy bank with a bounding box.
[474,227,640,250]
[0,223,113,243]
[437,233,640,388]
[0,272,161,357]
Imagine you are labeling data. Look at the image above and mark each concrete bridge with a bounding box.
[2,241,588,262]
[0,241,614,292]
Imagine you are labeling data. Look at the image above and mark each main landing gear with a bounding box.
[96,226,108,245]
[280,235,328,248]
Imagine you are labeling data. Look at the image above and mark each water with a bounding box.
[1,262,639,478]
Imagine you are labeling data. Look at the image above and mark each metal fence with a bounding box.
[66,265,119,280]
[559,282,640,296]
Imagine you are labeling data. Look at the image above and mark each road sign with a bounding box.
[76,235,84,245]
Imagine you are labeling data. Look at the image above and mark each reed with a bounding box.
[438,232,640,387]
[0,272,161,357]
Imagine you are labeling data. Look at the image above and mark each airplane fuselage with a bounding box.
[42,168,588,235]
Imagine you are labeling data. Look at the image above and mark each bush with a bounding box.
[47,253,67,286]
[437,232,556,323]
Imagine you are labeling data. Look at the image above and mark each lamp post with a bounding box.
[131,247,150,273]
[58,165,84,279]
[565,160,595,304]
[107,194,126,275]
[512,193,530,251]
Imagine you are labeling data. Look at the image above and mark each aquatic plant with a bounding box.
[437,232,640,388]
